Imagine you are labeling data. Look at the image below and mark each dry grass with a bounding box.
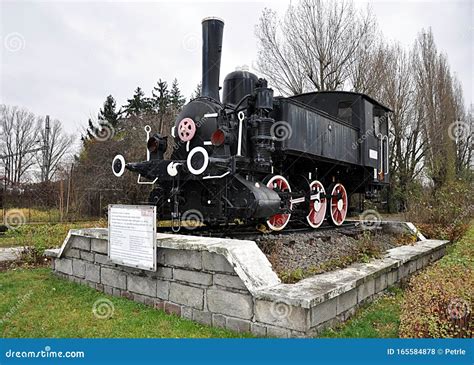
[399,222,474,338]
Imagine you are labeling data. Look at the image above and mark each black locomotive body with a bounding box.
[113,17,391,231]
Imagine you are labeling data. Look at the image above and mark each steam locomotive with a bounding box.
[112,17,391,231]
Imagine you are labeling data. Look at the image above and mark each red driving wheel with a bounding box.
[329,183,348,226]
[306,180,327,228]
[266,175,292,231]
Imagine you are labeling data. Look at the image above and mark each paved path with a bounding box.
[0,247,25,262]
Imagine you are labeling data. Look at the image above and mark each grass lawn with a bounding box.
[0,268,245,338]
[1,222,471,338]
[0,221,106,249]
[1,208,99,224]
[320,287,403,338]
[0,236,18,248]
[0,266,404,339]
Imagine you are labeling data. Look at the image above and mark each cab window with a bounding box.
[373,116,380,135]
[337,102,352,123]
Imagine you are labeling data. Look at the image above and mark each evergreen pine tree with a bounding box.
[83,118,99,141]
[82,120,96,143]
[152,79,170,114]
[98,95,121,127]
[190,82,202,99]
[124,87,150,116]
[169,78,186,111]
[150,79,170,134]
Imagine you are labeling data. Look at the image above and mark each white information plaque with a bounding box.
[108,204,157,271]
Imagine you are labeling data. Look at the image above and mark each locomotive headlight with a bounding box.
[211,129,226,146]
[147,135,167,152]
[147,136,159,153]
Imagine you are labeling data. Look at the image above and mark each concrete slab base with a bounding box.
[0,247,27,262]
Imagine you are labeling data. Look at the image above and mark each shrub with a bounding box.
[399,225,473,338]
[417,222,470,242]
[405,179,473,226]
[18,246,48,266]
[404,179,473,241]
[399,265,472,338]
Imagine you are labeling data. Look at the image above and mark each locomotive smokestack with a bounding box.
[201,17,224,101]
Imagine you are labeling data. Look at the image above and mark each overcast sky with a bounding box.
[1,0,472,136]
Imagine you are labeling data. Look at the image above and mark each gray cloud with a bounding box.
[1,0,472,136]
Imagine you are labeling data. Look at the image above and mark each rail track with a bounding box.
[1,219,362,241]
[159,220,361,240]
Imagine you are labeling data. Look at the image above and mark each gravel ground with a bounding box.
[256,228,414,282]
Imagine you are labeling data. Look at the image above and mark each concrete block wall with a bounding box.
[48,228,449,337]
[53,237,257,333]
[252,241,448,337]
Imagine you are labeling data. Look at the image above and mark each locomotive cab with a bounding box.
[287,91,391,185]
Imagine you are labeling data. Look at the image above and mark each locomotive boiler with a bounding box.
[112,17,391,231]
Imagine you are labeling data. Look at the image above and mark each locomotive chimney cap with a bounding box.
[201,15,224,101]
[202,16,224,24]
[235,65,250,72]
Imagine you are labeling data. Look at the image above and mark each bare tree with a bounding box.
[412,29,457,189]
[350,37,386,96]
[255,8,308,95]
[378,45,427,209]
[35,117,74,182]
[255,0,377,95]
[451,83,473,176]
[0,105,41,185]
